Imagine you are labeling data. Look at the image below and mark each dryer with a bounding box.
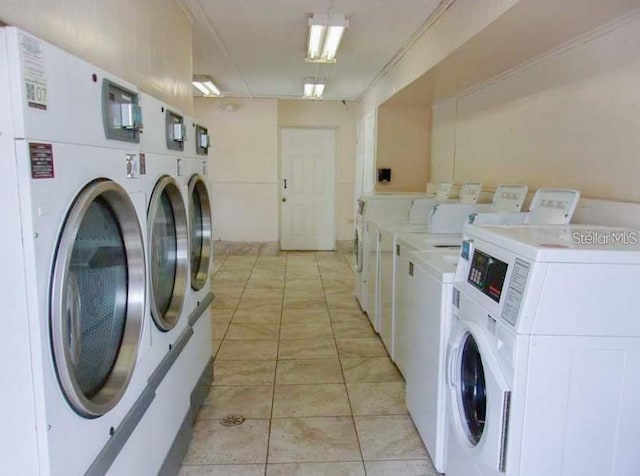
[109,111,214,475]
[447,224,640,476]
[0,27,154,474]
[138,92,191,369]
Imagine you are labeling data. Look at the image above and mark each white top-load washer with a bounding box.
[363,182,484,330]
[384,182,496,359]
[354,191,439,313]
[446,224,640,476]
[364,182,461,330]
[402,249,459,472]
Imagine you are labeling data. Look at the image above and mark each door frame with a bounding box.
[278,126,338,250]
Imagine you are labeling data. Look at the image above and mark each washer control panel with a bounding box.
[468,249,508,303]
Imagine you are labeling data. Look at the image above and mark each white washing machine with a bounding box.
[109,112,214,475]
[355,193,429,314]
[393,233,462,376]
[446,224,640,476]
[357,182,459,320]
[0,27,157,475]
[377,185,527,355]
[402,249,459,472]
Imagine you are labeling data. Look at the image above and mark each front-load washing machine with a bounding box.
[447,224,640,476]
[0,27,155,474]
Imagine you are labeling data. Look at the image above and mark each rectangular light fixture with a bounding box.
[192,75,222,97]
[307,14,349,63]
[303,78,326,99]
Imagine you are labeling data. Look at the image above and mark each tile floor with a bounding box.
[180,251,439,476]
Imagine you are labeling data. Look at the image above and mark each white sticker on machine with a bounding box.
[19,32,48,110]
[501,258,530,326]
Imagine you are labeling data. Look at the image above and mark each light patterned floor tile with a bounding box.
[363,459,439,476]
[276,359,343,384]
[267,462,365,476]
[213,360,276,385]
[272,384,351,417]
[180,464,265,476]
[355,415,428,461]
[216,339,279,360]
[200,385,273,419]
[336,338,388,358]
[347,382,407,415]
[278,339,338,360]
[341,358,403,383]
[225,322,280,340]
[268,417,361,463]
[184,419,269,465]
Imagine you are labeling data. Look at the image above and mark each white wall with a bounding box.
[195,97,280,242]
[375,104,431,192]
[431,11,640,202]
[357,0,519,118]
[0,0,193,113]
[195,97,357,243]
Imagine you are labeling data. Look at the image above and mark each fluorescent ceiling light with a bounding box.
[303,78,326,99]
[307,14,349,63]
[192,75,222,96]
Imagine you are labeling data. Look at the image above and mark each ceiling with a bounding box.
[182,0,443,101]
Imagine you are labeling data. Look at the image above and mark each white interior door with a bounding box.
[280,128,336,250]
[362,112,376,194]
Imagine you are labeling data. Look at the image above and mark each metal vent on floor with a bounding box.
[220,415,245,427]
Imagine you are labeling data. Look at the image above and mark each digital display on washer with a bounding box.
[468,250,508,302]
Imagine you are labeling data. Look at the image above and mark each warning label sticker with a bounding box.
[30,143,54,179]
[19,32,48,111]
[139,153,146,175]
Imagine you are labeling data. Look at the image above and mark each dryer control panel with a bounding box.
[102,79,143,143]
[195,124,209,155]
[468,249,508,303]
[166,109,185,151]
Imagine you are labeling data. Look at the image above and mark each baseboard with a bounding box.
[213,240,354,256]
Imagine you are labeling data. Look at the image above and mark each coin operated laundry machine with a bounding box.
[354,192,431,313]
[0,27,156,475]
[446,224,640,476]
[108,108,214,475]
[382,184,528,356]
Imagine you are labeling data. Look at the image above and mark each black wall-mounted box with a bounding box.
[378,168,391,183]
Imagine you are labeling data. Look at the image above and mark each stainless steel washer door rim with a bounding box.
[148,175,189,331]
[188,173,212,291]
[51,179,146,418]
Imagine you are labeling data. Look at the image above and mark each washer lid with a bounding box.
[407,249,459,282]
[491,184,528,213]
[527,188,580,224]
[395,232,461,252]
[466,224,640,263]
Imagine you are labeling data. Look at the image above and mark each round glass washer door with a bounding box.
[148,175,188,331]
[457,332,487,445]
[51,180,146,418]
[188,174,212,291]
